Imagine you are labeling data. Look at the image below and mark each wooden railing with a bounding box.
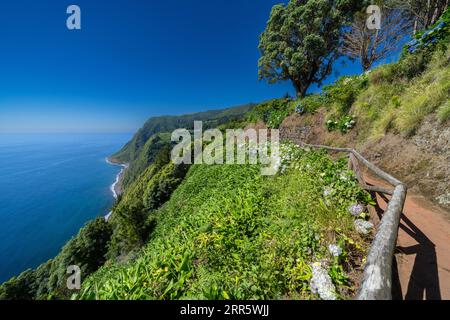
[299,143,407,300]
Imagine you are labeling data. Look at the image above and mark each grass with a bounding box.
[349,44,450,139]
[437,101,450,123]
[76,145,372,300]
[395,49,450,135]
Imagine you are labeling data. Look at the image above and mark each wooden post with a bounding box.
[357,184,407,300]
[298,142,407,299]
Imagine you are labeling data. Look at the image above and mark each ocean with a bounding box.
[0,133,131,283]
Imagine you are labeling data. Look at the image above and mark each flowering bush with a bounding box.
[328,244,342,257]
[405,9,450,55]
[348,203,365,217]
[295,94,327,115]
[326,115,356,133]
[309,262,337,300]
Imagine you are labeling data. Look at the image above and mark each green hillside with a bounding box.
[2,39,449,301]
[1,4,449,301]
[112,104,255,187]
[78,146,372,300]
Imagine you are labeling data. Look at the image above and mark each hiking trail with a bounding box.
[365,174,450,300]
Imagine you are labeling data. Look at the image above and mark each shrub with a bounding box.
[45,218,113,297]
[326,115,356,134]
[404,8,450,55]
[0,270,36,300]
[246,99,294,128]
[323,75,368,115]
[295,94,328,114]
[370,52,429,84]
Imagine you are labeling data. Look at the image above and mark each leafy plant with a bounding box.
[246,98,293,129]
[323,75,368,115]
[404,8,450,55]
[326,115,356,133]
[295,94,328,114]
[77,145,371,300]
[258,0,364,96]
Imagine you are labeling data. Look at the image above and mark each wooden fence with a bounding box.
[299,143,407,300]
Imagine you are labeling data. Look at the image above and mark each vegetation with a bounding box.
[405,8,450,54]
[354,42,450,138]
[326,115,356,134]
[0,218,112,300]
[323,75,369,115]
[77,145,372,300]
[254,15,450,138]
[388,0,448,31]
[246,98,295,129]
[258,0,364,97]
[2,2,449,301]
[113,104,254,188]
[294,94,327,115]
[113,105,255,164]
[107,158,190,260]
[118,133,172,188]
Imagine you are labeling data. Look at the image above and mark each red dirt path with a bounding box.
[365,175,450,300]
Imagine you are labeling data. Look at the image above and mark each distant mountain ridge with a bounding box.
[112,104,255,163]
[110,103,255,188]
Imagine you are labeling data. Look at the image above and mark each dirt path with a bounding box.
[365,174,450,300]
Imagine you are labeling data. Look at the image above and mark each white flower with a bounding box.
[348,203,365,217]
[309,262,337,300]
[323,187,333,197]
[354,219,374,235]
[328,244,342,257]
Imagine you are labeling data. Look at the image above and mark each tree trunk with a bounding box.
[292,79,309,98]
[361,60,371,72]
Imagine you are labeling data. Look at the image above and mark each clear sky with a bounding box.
[0,0,370,134]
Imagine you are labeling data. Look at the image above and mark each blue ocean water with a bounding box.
[0,133,131,283]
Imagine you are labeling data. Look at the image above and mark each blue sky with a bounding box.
[0,0,387,133]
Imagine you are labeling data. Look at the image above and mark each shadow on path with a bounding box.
[370,190,441,300]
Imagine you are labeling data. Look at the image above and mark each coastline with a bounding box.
[105,158,129,221]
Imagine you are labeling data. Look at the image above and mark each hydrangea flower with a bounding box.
[436,21,445,29]
[348,203,365,217]
[354,219,374,235]
[328,244,342,257]
[323,187,333,197]
[406,20,447,53]
[295,103,305,115]
[309,262,337,300]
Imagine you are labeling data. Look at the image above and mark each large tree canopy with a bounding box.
[258,0,364,97]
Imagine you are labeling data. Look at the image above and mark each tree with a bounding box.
[341,6,413,71]
[0,218,112,300]
[258,0,364,97]
[47,218,112,297]
[0,270,36,300]
[388,0,449,32]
